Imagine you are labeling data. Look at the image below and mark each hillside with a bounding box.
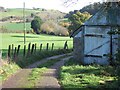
[65,2,104,18]
[0,8,66,21]
[0,8,38,20]
[36,10,66,21]
[80,2,104,15]
[0,7,69,36]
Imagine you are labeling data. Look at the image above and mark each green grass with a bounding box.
[1,33,73,60]
[59,59,118,89]
[3,22,31,31]
[28,68,47,81]
[0,62,20,82]
[1,33,73,49]
[25,57,62,87]
[38,59,61,68]
[0,8,65,20]
[1,49,72,84]
[0,8,40,19]
[25,53,69,88]
[1,32,72,68]
[25,68,47,88]
[59,18,70,22]
[37,54,71,68]
[12,49,72,68]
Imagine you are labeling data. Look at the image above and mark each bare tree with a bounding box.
[63,0,120,7]
[63,0,79,7]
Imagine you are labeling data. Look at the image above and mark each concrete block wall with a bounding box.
[73,37,84,63]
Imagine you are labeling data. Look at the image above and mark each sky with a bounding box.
[0,0,102,13]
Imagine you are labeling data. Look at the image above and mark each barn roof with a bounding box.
[70,2,120,37]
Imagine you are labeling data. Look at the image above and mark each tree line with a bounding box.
[31,11,91,35]
[31,2,106,35]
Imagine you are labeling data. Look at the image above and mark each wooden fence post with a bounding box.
[17,45,20,56]
[13,47,17,60]
[11,44,14,56]
[52,43,54,50]
[23,45,26,56]
[46,43,49,51]
[27,43,31,56]
[40,44,42,51]
[8,45,11,63]
[31,44,35,54]
[35,43,36,53]
[64,41,68,50]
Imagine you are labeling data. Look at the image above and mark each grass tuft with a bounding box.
[22,68,47,88]
[37,59,61,68]
[59,58,119,89]
[0,61,20,82]
[15,49,72,68]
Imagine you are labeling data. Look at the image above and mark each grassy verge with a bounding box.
[24,68,47,88]
[14,49,72,68]
[24,59,59,88]
[37,54,70,68]
[25,59,61,88]
[0,61,20,82]
[37,59,61,68]
[59,58,119,89]
[25,54,68,88]
[1,49,72,84]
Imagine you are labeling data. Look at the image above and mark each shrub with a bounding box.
[31,16,42,34]
[16,49,72,68]
[115,50,120,87]
[41,20,69,36]
[41,21,54,34]
[0,26,8,33]
[0,61,20,81]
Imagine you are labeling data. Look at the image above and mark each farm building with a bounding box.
[71,2,120,65]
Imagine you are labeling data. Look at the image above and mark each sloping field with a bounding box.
[3,22,31,31]
[0,8,40,19]
[1,33,73,49]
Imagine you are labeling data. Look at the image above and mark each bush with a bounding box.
[54,26,69,36]
[41,20,69,36]
[115,50,120,87]
[41,21,54,34]
[31,16,42,34]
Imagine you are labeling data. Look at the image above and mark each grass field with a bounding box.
[59,59,119,89]
[0,8,40,19]
[0,8,65,20]
[3,22,31,31]
[1,33,73,49]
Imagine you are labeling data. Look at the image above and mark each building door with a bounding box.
[84,33,111,64]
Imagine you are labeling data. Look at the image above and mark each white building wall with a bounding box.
[74,26,119,65]
[84,26,111,65]
[84,57,109,65]
[112,31,119,60]
[75,31,82,38]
